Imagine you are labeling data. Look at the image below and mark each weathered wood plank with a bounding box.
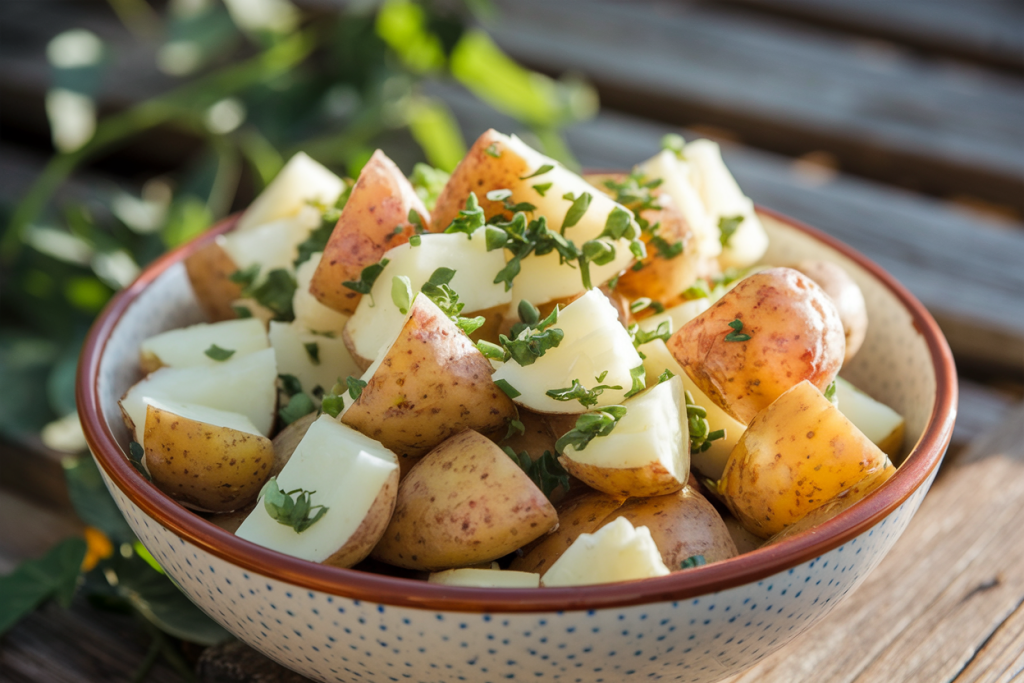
[487,0,1024,207]
[436,84,1024,370]
[955,597,1024,682]
[720,403,1024,683]
[716,0,1024,72]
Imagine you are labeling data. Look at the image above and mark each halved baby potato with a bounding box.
[371,430,558,571]
[184,240,243,322]
[139,318,268,373]
[668,267,845,425]
[235,152,345,233]
[720,379,896,538]
[235,415,399,568]
[142,399,273,512]
[310,150,430,315]
[541,516,670,587]
[792,260,868,363]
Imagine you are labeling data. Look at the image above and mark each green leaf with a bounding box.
[680,554,706,569]
[662,133,686,158]
[532,182,552,197]
[545,378,622,409]
[346,376,367,400]
[245,268,296,322]
[409,234,422,246]
[444,193,486,236]
[232,304,253,318]
[278,373,303,396]
[127,442,151,482]
[476,340,506,361]
[718,215,745,248]
[561,192,592,234]
[554,406,627,453]
[601,206,635,241]
[624,364,646,398]
[391,275,413,314]
[63,456,135,542]
[658,369,675,383]
[484,225,508,251]
[260,477,328,534]
[204,344,235,361]
[294,202,342,268]
[520,164,554,180]
[651,235,684,259]
[503,447,569,501]
[0,537,87,635]
[824,380,838,404]
[630,320,672,348]
[724,318,752,342]
[681,280,711,300]
[494,379,521,399]
[484,143,501,158]
[456,316,485,335]
[303,342,320,365]
[504,418,526,440]
[410,163,450,212]
[499,327,564,367]
[279,392,314,425]
[228,264,259,288]
[686,390,726,454]
[342,258,390,296]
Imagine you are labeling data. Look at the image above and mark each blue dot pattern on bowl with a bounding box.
[96,461,936,683]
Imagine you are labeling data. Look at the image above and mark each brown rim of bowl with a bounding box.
[77,206,957,614]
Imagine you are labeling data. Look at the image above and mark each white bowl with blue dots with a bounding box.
[79,209,956,682]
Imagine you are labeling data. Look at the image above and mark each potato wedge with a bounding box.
[720,380,896,538]
[143,400,273,512]
[139,318,268,373]
[268,321,360,404]
[235,152,345,233]
[310,150,430,314]
[184,240,243,322]
[236,415,399,568]
[371,430,558,571]
[792,260,868,363]
[615,195,702,305]
[602,487,737,570]
[270,410,316,478]
[667,267,845,424]
[341,294,517,474]
[293,253,349,336]
[219,207,320,277]
[639,149,720,261]
[834,377,905,460]
[428,568,540,588]
[541,517,670,587]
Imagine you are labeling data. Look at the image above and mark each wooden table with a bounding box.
[1,1,1022,681]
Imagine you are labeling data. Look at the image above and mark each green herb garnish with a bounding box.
[650,235,684,259]
[279,392,315,424]
[546,378,623,409]
[718,215,744,248]
[662,133,686,158]
[532,182,552,197]
[232,304,253,319]
[624,364,646,398]
[346,376,367,400]
[561,192,592,234]
[391,275,412,314]
[341,258,390,298]
[260,477,328,533]
[409,234,422,246]
[446,192,486,236]
[658,369,675,383]
[477,339,507,361]
[410,163,449,212]
[555,406,627,453]
[504,448,569,501]
[494,379,521,399]
[630,298,652,314]
[725,319,751,342]
[680,554,706,569]
[204,344,235,361]
[824,380,838,404]
[686,390,725,454]
[278,373,303,396]
[128,441,151,481]
[302,342,320,365]
[484,143,501,158]
[629,320,672,348]
[520,164,554,180]
[504,418,526,440]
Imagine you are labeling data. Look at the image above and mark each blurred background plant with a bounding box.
[0,0,596,676]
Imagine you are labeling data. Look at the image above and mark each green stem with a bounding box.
[2,30,316,263]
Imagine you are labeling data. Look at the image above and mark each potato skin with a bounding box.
[615,198,701,305]
[323,467,399,568]
[310,151,429,315]
[558,457,685,499]
[792,260,867,363]
[342,298,517,475]
[270,411,316,478]
[509,488,625,575]
[143,405,273,512]
[370,430,558,571]
[668,267,845,424]
[184,241,242,322]
[720,380,894,538]
[600,487,738,569]
[431,129,529,232]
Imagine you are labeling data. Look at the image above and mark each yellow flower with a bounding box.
[80,526,113,571]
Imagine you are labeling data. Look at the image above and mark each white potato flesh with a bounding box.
[268,322,361,402]
[293,253,349,335]
[235,152,344,233]
[491,289,643,414]
[235,415,398,563]
[637,298,710,336]
[639,339,743,481]
[684,140,768,270]
[428,568,540,588]
[345,229,511,363]
[563,376,687,481]
[835,377,905,451]
[639,149,720,260]
[541,517,670,587]
[135,398,262,461]
[120,347,277,442]
[219,206,319,277]
[140,318,268,369]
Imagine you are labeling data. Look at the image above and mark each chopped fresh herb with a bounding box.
[629,320,672,348]
[650,235,684,260]
[603,207,634,240]
[681,280,711,300]
[680,554,706,569]
[546,378,623,409]
[346,377,367,400]
[602,171,662,235]
[294,205,340,268]
[499,328,564,366]
[630,298,653,314]
[505,418,526,440]
[486,189,513,202]
[445,192,487,237]
[311,385,325,398]
[718,215,745,248]
[484,225,508,251]
[624,364,646,398]
[725,319,751,342]
[128,441,151,481]
[260,477,328,533]
[520,164,554,180]
[341,258,390,298]
[204,344,235,361]
[229,264,260,288]
[410,163,449,212]
[321,392,345,418]
[476,340,506,361]
[303,342,320,365]
[686,390,726,453]
[607,274,620,290]
[651,302,666,314]
[244,268,296,321]
[494,379,521,399]
[279,392,315,424]
[555,406,627,453]
[456,316,485,335]
[409,234,422,246]
[278,374,303,396]
[824,380,838,404]
[561,192,593,234]
[232,304,253,319]
[532,182,552,197]
[484,143,501,158]
[658,369,675,383]
[662,133,686,158]
[393,225,404,235]
[631,261,646,272]
[504,448,569,501]
[595,370,609,383]
[408,208,426,234]
[629,238,647,261]
[391,275,413,314]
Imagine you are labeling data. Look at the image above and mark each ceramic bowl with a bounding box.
[77,207,956,683]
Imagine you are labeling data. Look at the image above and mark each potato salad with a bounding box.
[119,130,906,587]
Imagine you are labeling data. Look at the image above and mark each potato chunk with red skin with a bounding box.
[667,267,845,425]
[310,150,430,315]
